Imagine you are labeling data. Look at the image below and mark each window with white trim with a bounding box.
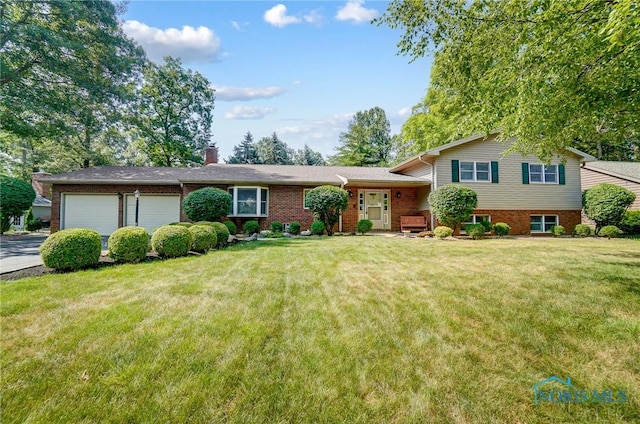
[529,164,558,184]
[460,215,491,234]
[303,189,311,209]
[530,215,558,233]
[228,187,268,217]
[460,161,491,182]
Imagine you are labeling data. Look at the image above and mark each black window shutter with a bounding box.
[558,164,566,185]
[451,160,460,183]
[491,161,499,183]
[522,163,529,184]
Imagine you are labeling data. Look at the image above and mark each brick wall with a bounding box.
[50,184,182,232]
[438,209,582,235]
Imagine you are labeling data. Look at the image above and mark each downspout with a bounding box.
[336,174,349,233]
[418,154,436,230]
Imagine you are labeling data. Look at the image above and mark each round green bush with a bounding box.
[434,226,453,239]
[582,183,636,233]
[243,220,260,235]
[271,221,283,233]
[188,224,217,253]
[108,226,149,263]
[479,219,492,233]
[182,187,232,222]
[196,221,231,248]
[357,219,373,234]
[289,222,301,235]
[151,225,192,257]
[311,220,325,235]
[599,225,621,239]
[223,220,237,235]
[465,223,485,239]
[169,222,193,228]
[492,222,511,237]
[573,224,593,237]
[619,210,640,235]
[39,228,102,270]
[428,184,478,231]
[551,225,566,237]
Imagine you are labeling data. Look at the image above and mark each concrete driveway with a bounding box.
[0,234,109,274]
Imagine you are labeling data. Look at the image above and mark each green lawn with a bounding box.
[2,236,639,423]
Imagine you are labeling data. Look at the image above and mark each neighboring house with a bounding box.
[38,134,594,236]
[390,133,594,235]
[13,173,52,230]
[581,161,640,211]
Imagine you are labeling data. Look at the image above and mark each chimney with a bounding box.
[32,172,52,199]
[204,145,218,165]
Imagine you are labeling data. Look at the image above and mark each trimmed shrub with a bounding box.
[305,186,349,236]
[243,220,260,235]
[289,222,301,235]
[169,222,193,228]
[465,223,485,240]
[582,183,635,233]
[619,210,640,235]
[599,225,621,239]
[573,224,593,237]
[108,226,149,263]
[434,226,453,239]
[311,220,325,235]
[551,225,566,237]
[39,228,102,270]
[271,221,284,233]
[479,219,492,233]
[25,207,43,232]
[188,224,217,253]
[151,225,192,258]
[357,219,373,235]
[428,184,478,231]
[182,187,232,222]
[223,220,237,235]
[492,222,511,237]
[211,222,230,248]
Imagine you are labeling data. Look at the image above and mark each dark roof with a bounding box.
[38,166,183,185]
[583,161,640,183]
[39,164,429,187]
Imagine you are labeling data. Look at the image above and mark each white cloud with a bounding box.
[335,1,378,23]
[303,9,325,26]
[231,21,241,31]
[214,85,286,102]
[264,4,301,27]
[123,20,222,63]
[397,106,412,117]
[277,113,354,152]
[225,106,276,120]
[292,80,302,86]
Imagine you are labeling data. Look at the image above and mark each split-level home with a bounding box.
[38,133,594,236]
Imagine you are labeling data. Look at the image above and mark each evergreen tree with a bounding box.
[226,132,260,164]
[294,144,326,166]
[332,107,392,167]
[255,132,293,165]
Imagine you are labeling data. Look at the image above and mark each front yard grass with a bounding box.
[1,236,639,423]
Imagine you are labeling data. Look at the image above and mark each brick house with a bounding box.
[39,133,594,236]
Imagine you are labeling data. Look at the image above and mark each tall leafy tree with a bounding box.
[378,0,640,161]
[332,107,392,166]
[255,132,293,165]
[294,144,326,166]
[132,57,215,167]
[1,0,145,172]
[226,131,260,164]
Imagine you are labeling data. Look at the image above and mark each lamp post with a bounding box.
[134,189,140,227]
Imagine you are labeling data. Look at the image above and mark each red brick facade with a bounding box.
[50,183,580,236]
[441,209,582,236]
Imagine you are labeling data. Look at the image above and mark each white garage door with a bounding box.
[125,195,180,233]
[63,194,119,236]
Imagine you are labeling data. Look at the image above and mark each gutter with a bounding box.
[335,174,348,232]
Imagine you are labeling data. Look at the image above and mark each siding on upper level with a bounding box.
[433,137,583,210]
[394,160,433,180]
[581,168,640,210]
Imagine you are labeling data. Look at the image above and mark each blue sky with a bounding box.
[121,1,433,160]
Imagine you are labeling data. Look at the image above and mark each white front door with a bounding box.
[358,190,390,230]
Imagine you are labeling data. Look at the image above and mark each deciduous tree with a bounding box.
[305,186,349,236]
[0,175,36,233]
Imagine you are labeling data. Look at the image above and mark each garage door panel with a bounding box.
[63,194,119,236]
[125,195,180,232]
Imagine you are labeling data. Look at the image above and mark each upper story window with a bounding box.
[529,164,558,184]
[228,187,268,217]
[460,161,491,182]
